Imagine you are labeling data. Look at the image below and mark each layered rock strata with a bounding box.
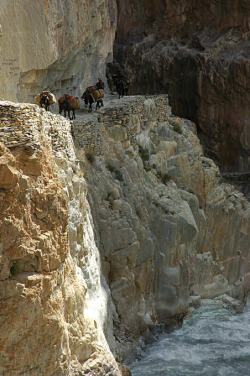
[0,0,117,102]
[114,0,250,173]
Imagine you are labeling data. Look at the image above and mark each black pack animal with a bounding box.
[115,79,129,99]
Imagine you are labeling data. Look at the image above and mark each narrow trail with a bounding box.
[74,94,146,120]
[50,94,142,122]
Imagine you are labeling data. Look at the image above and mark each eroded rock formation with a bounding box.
[1,1,250,374]
[0,102,123,375]
[0,0,117,102]
[114,0,250,173]
[72,96,250,359]
[1,95,250,373]
[1,0,249,173]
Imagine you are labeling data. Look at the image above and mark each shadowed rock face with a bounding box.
[116,0,250,42]
[114,0,250,173]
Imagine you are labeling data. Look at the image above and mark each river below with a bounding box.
[131,300,250,376]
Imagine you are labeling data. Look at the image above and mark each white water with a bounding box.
[131,301,250,376]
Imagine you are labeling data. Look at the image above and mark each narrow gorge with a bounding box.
[0,1,249,376]
[113,0,250,173]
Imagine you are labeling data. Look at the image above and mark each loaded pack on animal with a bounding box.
[81,85,104,112]
[58,94,80,120]
[35,91,57,111]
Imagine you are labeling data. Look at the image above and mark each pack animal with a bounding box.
[58,95,80,120]
[115,79,129,99]
[35,91,56,111]
[81,86,104,112]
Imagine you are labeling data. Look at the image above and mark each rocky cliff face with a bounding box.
[72,96,250,360]
[114,0,250,173]
[116,0,250,42]
[0,102,124,375]
[0,0,117,102]
[1,2,250,374]
[1,96,250,373]
[1,0,249,172]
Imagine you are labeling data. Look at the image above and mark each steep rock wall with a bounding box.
[116,0,250,43]
[1,0,249,172]
[0,102,124,375]
[1,96,250,373]
[114,0,250,173]
[0,0,117,102]
[72,96,250,359]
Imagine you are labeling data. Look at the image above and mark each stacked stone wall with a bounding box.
[71,95,171,155]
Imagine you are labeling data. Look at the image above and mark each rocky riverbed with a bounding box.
[131,300,250,376]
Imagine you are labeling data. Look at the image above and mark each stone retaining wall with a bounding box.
[72,95,171,155]
[0,101,76,161]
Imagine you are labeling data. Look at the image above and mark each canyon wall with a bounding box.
[1,0,249,171]
[0,0,117,102]
[1,96,250,373]
[0,102,124,375]
[116,0,250,42]
[72,96,250,359]
[1,1,250,374]
[114,0,250,173]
